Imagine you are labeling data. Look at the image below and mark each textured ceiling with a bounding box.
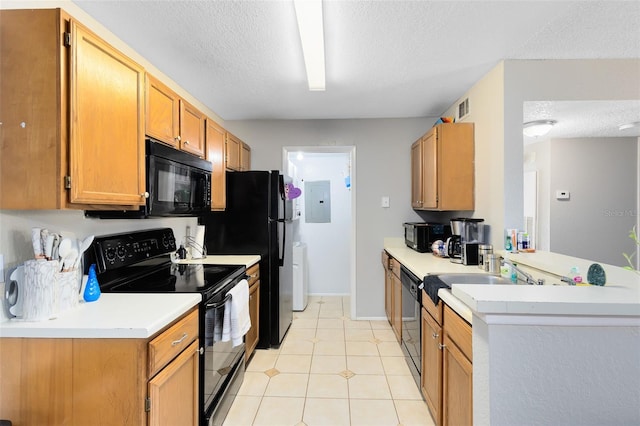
[71,0,640,122]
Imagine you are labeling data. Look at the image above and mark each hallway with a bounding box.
[223,296,434,426]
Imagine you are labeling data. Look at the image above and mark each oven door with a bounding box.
[203,292,245,425]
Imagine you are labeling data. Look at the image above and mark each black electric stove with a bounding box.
[85,228,247,426]
[85,227,246,297]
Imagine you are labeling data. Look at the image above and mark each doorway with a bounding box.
[282,146,356,319]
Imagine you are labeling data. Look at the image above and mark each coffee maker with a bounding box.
[447,218,485,264]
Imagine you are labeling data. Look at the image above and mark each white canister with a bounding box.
[21,259,59,321]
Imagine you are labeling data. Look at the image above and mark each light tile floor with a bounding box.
[223,296,436,426]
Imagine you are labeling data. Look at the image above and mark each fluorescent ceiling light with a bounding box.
[523,120,557,138]
[618,121,640,131]
[294,0,325,91]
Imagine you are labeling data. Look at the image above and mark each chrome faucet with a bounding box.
[501,258,538,285]
[560,276,577,286]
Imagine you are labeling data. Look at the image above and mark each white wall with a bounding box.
[549,137,637,266]
[290,153,351,295]
[225,118,430,318]
[443,59,640,253]
[524,140,551,250]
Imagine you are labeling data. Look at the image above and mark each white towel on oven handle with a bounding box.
[221,279,251,347]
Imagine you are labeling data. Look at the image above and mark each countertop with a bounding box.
[0,255,261,339]
[384,238,640,321]
[0,293,201,339]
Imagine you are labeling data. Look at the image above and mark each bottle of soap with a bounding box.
[510,262,518,284]
[568,266,583,284]
[505,234,513,252]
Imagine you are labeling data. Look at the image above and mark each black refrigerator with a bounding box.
[199,170,293,348]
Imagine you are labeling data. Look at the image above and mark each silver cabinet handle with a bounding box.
[438,343,446,350]
[175,135,181,142]
[432,332,439,339]
[141,192,150,199]
[171,333,188,346]
[184,140,190,145]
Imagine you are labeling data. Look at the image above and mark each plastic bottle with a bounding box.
[510,262,518,284]
[505,234,513,252]
[83,264,101,302]
[568,266,583,284]
[177,244,187,260]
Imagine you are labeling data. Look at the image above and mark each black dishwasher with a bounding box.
[400,265,423,387]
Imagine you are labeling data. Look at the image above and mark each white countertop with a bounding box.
[0,293,201,339]
[178,254,260,268]
[384,238,640,321]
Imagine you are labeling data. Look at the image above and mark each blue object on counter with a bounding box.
[83,264,101,302]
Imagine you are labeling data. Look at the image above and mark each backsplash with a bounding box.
[0,210,198,271]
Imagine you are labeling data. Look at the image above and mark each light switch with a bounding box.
[556,190,570,200]
[381,196,390,208]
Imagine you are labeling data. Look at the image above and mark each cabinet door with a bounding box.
[70,20,146,206]
[206,119,226,210]
[148,340,199,426]
[245,280,260,362]
[146,74,180,148]
[180,100,205,157]
[385,269,392,324]
[391,272,402,342]
[421,129,438,209]
[411,139,423,208]
[240,142,251,171]
[442,335,472,426]
[226,133,241,171]
[421,308,442,426]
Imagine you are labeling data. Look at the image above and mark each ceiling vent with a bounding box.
[458,98,469,119]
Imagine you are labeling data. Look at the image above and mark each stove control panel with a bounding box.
[86,228,177,273]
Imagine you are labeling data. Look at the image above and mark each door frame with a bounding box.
[282,146,357,319]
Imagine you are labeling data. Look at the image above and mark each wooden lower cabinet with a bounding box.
[381,252,402,343]
[0,308,199,425]
[441,305,473,426]
[245,263,261,362]
[148,340,199,426]
[421,306,443,426]
[381,251,392,323]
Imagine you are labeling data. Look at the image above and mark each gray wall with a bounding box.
[550,137,637,266]
[225,118,431,318]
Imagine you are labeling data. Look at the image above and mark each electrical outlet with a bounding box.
[556,190,570,200]
[381,196,390,208]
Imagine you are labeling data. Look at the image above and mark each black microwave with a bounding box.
[403,222,452,253]
[86,138,212,218]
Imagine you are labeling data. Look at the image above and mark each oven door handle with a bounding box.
[206,293,232,309]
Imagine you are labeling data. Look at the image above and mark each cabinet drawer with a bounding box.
[149,308,199,378]
[422,289,443,326]
[444,305,472,362]
[389,257,401,279]
[246,263,260,286]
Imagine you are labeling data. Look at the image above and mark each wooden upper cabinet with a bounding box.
[146,73,205,158]
[70,20,146,206]
[411,123,475,211]
[226,132,242,171]
[206,119,226,210]
[0,9,146,209]
[180,100,205,157]
[240,141,251,171]
[411,138,424,208]
[146,75,180,148]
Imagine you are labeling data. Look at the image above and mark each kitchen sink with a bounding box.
[433,273,513,286]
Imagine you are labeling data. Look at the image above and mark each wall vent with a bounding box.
[458,98,469,119]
